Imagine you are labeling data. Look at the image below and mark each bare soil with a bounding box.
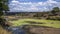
[24,25,60,34]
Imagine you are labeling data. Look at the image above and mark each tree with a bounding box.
[51,7,60,14]
[0,0,9,27]
[0,0,9,16]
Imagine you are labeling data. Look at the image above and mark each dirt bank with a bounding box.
[23,25,60,34]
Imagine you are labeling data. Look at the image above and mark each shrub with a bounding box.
[46,16,60,20]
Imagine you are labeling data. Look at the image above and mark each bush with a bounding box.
[46,16,60,20]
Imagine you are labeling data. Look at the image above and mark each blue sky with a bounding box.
[9,0,60,12]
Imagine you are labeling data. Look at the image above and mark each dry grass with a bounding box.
[0,26,11,34]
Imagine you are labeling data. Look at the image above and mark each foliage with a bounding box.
[0,0,9,27]
[0,0,9,16]
[51,7,60,14]
[0,0,11,34]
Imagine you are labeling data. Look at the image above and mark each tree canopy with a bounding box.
[0,0,10,27]
[0,0,9,16]
[51,7,60,14]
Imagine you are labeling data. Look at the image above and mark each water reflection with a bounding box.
[8,26,26,34]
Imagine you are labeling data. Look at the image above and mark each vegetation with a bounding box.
[0,0,60,34]
[0,26,11,34]
[0,0,11,34]
[6,7,60,20]
[10,19,60,28]
[51,7,60,14]
[7,7,60,28]
[0,0,9,27]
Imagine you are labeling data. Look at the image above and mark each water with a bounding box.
[8,26,26,34]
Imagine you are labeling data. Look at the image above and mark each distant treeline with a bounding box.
[5,7,60,20]
[5,12,48,16]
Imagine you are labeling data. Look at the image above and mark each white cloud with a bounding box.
[9,0,60,12]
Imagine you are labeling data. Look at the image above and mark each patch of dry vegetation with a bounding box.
[0,26,11,34]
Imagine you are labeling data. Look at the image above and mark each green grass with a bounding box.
[10,19,60,28]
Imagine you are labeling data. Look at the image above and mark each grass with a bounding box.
[0,26,11,34]
[10,18,60,28]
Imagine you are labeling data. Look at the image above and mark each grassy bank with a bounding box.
[10,19,60,28]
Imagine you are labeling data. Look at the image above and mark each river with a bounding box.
[7,26,26,34]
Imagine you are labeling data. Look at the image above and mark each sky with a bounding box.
[9,0,60,12]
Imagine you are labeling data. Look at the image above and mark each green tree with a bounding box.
[51,7,60,14]
[0,0,9,16]
[0,0,9,27]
